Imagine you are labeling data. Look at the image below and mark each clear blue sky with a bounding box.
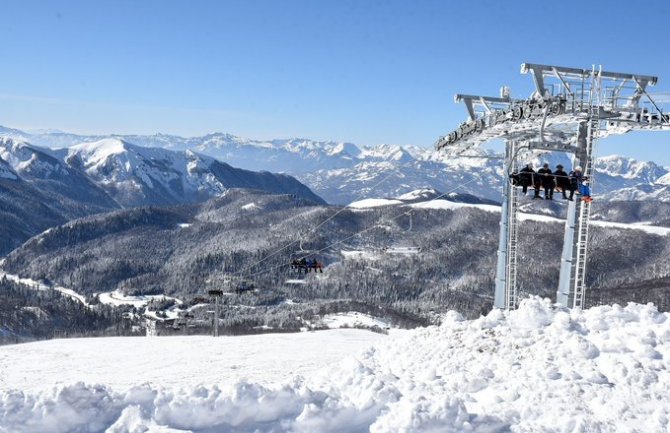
[1,0,670,162]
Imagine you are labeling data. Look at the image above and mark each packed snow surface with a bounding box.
[0,330,383,393]
[2,298,670,432]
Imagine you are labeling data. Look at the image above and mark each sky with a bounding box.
[1,0,670,162]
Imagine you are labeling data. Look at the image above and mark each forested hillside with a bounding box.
[4,189,670,330]
[0,277,134,344]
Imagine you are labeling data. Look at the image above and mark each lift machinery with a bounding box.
[436,63,670,309]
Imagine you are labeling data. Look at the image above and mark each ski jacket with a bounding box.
[554,169,571,189]
[537,168,555,188]
[518,167,536,186]
[569,171,588,189]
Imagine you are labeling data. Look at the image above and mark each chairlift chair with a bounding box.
[289,238,325,274]
[384,212,422,255]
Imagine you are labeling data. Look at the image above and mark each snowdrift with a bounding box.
[2,297,670,433]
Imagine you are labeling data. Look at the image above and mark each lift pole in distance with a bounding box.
[208,289,223,337]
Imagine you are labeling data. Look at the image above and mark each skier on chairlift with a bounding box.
[518,163,540,198]
[537,163,555,200]
[570,166,592,202]
[554,164,572,200]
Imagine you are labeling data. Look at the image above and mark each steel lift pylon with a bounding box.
[436,63,670,310]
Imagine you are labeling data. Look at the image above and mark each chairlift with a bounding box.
[289,256,325,274]
[384,212,422,255]
[289,238,325,274]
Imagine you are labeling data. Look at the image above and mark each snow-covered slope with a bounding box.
[63,138,325,206]
[1,297,669,432]
[0,137,70,179]
[63,138,229,206]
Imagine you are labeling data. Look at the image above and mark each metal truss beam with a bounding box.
[454,94,512,120]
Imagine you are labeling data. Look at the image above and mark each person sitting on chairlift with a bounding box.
[518,163,539,198]
[570,166,592,203]
[554,164,572,200]
[537,163,555,200]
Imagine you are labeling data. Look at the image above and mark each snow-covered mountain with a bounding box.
[1,136,324,208]
[0,136,324,254]
[2,125,670,204]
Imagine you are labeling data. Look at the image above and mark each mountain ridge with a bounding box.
[3,125,668,204]
[0,135,324,254]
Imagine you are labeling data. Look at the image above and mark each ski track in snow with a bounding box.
[0,271,89,306]
[1,297,670,433]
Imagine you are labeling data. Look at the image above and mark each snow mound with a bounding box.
[2,297,670,432]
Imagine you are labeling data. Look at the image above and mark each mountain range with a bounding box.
[2,125,669,204]
[0,135,323,254]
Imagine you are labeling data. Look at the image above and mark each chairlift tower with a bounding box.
[436,63,670,309]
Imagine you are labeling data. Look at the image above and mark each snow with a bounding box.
[318,312,391,330]
[347,198,403,208]
[518,211,670,236]
[340,249,381,260]
[410,198,500,213]
[98,290,181,309]
[591,220,670,236]
[2,297,670,432]
[384,246,421,255]
[0,329,384,392]
[411,199,670,236]
[284,279,307,285]
[0,271,89,306]
[396,188,439,201]
[70,138,128,166]
[241,202,260,210]
[66,138,228,201]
